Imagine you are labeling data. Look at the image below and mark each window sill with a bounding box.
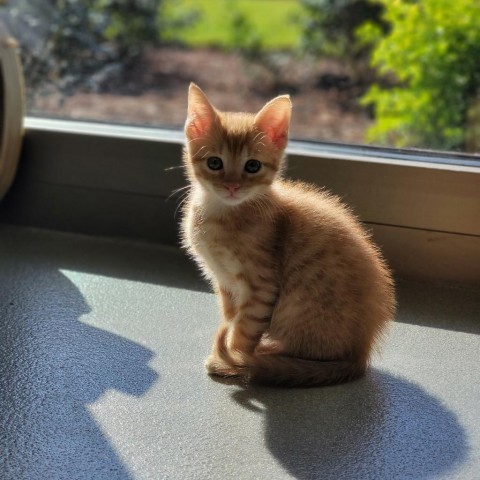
[1,223,479,479]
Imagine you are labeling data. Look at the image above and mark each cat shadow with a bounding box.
[0,262,158,479]
[229,370,468,480]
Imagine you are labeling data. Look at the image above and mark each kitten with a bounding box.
[181,83,395,387]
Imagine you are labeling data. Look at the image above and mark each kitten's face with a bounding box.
[185,84,291,206]
[187,114,281,206]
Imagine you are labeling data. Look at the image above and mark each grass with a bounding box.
[164,0,304,49]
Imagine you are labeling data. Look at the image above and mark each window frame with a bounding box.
[0,27,24,201]
[0,117,479,285]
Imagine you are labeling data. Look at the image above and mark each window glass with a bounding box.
[1,0,480,154]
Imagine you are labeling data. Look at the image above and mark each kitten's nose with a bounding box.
[224,183,240,194]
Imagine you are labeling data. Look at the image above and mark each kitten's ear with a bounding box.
[185,83,217,140]
[254,95,291,150]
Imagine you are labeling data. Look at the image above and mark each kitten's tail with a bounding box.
[246,354,365,387]
[216,330,366,388]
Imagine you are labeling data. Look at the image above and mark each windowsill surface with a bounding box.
[1,224,479,479]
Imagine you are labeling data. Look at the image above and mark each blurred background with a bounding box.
[1,0,479,153]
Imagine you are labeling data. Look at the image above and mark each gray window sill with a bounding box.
[1,224,479,479]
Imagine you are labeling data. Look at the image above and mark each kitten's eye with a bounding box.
[244,159,262,173]
[207,156,223,171]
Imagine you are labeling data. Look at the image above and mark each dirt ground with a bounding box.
[31,46,372,144]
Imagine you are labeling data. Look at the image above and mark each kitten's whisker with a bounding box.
[175,193,190,209]
[254,143,266,154]
[174,195,189,219]
[252,131,267,152]
[252,131,266,144]
[187,136,207,145]
[164,165,184,172]
[168,185,190,196]
[165,185,191,202]
[193,145,208,157]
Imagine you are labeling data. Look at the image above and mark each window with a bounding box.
[2,0,480,155]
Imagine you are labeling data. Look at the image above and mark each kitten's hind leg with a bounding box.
[254,334,284,356]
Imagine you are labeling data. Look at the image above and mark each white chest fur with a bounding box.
[185,189,255,303]
[193,222,246,301]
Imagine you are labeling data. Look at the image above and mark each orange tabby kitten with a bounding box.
[182,83,395,387]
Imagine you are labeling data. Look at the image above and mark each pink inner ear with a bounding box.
[264,125,288,149]
[186,113,211,139]
[186,85,217,140]
[254,97,291,150]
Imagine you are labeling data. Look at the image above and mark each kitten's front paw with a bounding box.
[205,354,240,377]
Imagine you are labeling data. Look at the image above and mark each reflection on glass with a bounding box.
[1,0,479,153]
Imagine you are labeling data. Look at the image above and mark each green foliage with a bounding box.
[358,0,480,151]
[165,0,302,50]
[299,0,384,59]
[228,9,263,56]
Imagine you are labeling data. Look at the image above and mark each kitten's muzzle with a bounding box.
[224,183,241,196]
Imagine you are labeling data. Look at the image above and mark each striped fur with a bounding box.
[181,83,395,387]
